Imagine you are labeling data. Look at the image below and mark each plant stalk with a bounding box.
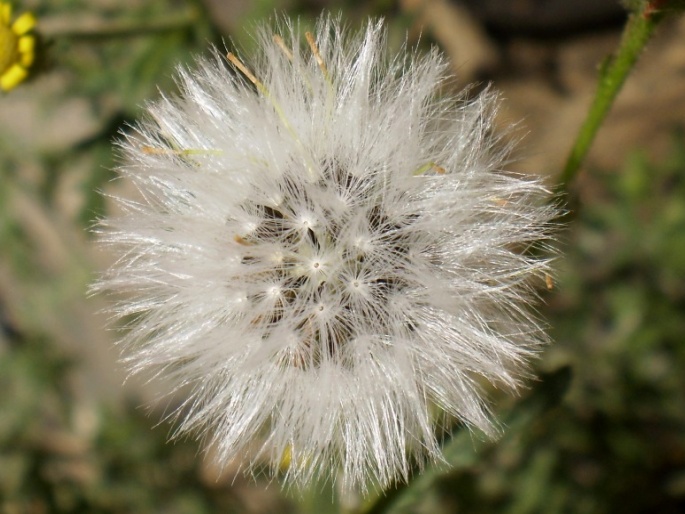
[558,2,664,190]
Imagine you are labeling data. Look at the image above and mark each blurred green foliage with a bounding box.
[545,133,685,513]
[0,335,267,513]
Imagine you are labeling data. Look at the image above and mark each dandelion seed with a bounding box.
[95,15,558,492]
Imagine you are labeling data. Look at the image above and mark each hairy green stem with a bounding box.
[558,2,664,190]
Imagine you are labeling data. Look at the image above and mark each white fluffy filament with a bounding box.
[95,15,557,493]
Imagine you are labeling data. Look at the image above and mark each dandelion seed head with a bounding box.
[95,14,558,493]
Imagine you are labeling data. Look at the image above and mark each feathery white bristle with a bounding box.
[95,14,557,492]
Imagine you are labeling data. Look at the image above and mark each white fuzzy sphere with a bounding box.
[96,15,557,492]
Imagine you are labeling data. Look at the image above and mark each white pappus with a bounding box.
[95,14,558,493]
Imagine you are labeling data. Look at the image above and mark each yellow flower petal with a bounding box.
[0,62,27,91]
[20,50,33,67]
[0,6,37,90]
[12,12,35,36]
[18,34,33,53]
[0,4,11,26]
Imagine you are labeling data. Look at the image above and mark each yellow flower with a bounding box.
[0,2,36,91]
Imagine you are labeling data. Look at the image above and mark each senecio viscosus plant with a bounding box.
[95,14,557,493]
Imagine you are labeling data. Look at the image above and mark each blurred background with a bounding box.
[1,0,685,512]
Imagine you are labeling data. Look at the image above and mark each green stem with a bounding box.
[558,3,662,190]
